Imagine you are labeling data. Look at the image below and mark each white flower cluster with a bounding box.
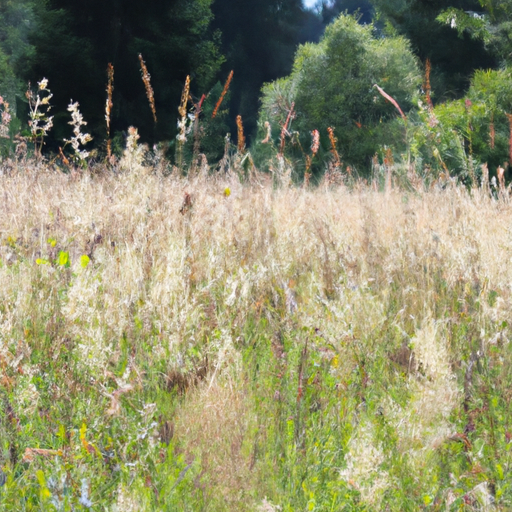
[27,78,54,140]
[65,100,93,163]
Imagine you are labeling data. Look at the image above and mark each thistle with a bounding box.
[139,54,157,123]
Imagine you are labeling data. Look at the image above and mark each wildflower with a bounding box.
[26,78,54,155]
[64,100,92,163]
[236,115,245,153]
[38,78,49,90]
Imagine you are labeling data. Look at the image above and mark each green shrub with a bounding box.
[258,14,422,175]
[413,68,512,181]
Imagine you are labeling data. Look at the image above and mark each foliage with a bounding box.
[411,67,512,179]
[258,14,421,174]
[370,0,495,100]
[437,0,512,65]
[0,0,36,113]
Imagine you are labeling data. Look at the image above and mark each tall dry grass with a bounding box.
[1,166,511,509]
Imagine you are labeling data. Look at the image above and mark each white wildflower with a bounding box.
[64,100,93,163]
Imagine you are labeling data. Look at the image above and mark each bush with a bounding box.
[412,68,512,181]
[258,14,422,175]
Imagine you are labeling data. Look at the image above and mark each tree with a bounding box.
[27,0,223,150]
[436,0,512,65]
[0,0,36,114]
[259,14,421,172]
[370,0,496,100]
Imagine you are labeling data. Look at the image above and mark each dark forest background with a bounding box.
[0,0,504,160]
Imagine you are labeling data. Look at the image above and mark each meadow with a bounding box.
[0,158,511,510]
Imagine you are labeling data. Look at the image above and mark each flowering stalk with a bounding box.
[506,113,512,167]
[236,115,245,153]
[327,127,341,168]
[498,165,505,193]
[424,58,433,110]
[176,76,191,169]
[212,70,233,119]
[26,78,54,156]
[304,129,320,187]
[489,112,495,150]
[139,54,157,123]
[64,100,93,165]
[373,84,406,121]
[105,63,114,159]
[261,121,272,144]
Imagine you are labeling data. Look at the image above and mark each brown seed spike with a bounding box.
[236,115,245,153]
[138,54,157,123]
[105,63,114,159]
[212,70,233,119]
